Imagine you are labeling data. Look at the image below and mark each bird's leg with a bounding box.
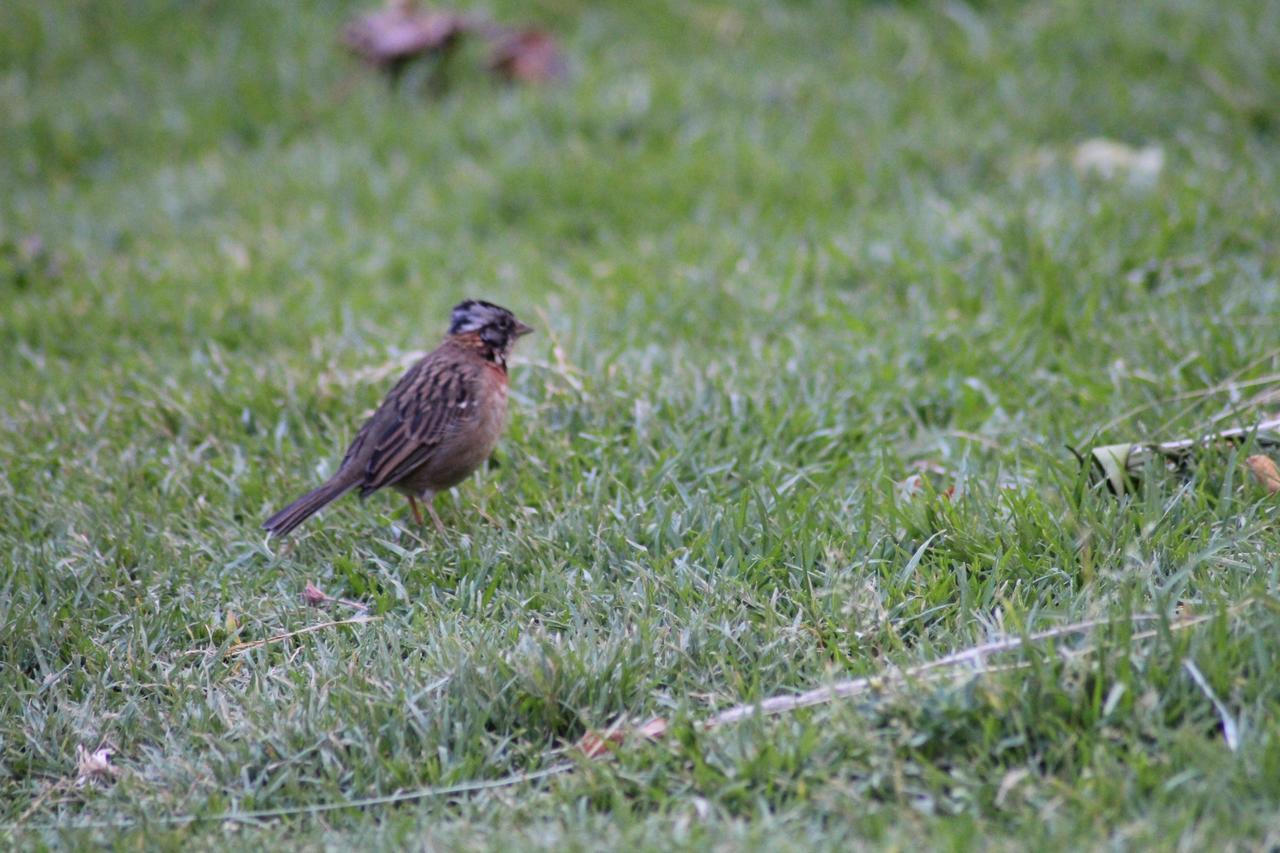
[406,495,424,527]
[426,500,447,536]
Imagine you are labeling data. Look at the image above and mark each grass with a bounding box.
[3,0,1280,847]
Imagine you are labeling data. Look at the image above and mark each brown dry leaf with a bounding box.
[301,581,369,612]
[576,729,619,759]
[74,745,120,787]
[578,717,668,759]
[896,461,959,501]
[637,717,668,739]
[343,1,467,70]
[896,473,927,500]
[1245,454,1280,494]
[488,28,565,84]
[1088,416,1280,495]
[302,583,328,607]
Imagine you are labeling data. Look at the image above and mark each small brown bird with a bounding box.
[263,299,533,537]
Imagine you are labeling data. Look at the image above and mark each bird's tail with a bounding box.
[262,476,357,537]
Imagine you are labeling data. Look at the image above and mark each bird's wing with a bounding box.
[356,351,478,495]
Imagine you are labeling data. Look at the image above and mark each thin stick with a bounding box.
[1148,416,1280,453]
[181,617,376,658]
[703,610,1221,728]
[224,617,375,656]
[16,607,1247,832]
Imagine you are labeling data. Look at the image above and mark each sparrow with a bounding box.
[263,299,533,537]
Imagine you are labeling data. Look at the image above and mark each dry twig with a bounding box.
[181,617,375,658]
[700,611,1214,728]
[1089,416,1280,494]
[583,605,1249,754]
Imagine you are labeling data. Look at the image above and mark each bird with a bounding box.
[263,299,533,538]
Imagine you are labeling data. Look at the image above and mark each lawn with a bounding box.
[3,0,1280,848]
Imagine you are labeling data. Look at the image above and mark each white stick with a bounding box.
[704,612,1214,728]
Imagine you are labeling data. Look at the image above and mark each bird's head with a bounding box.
[447,299,534,361]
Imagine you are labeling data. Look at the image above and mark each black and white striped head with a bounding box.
[448,299,533,353]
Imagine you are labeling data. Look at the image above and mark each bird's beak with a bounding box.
[514,320,535,337]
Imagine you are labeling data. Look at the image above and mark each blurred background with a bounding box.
[5,0,1276,366]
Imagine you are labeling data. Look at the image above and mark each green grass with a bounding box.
[4,0,1280,847]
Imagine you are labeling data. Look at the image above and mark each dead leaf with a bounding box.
[302,583,328,607]
[343,3,563,88]
[576,730,617,759]
[1245,454,1280,494]
[1087,416,1280,494]
[343,1,467,72]
[896,474,927,500]
[577,717,667,759]
[302,581,369,612]
[1072,138,1164,184]
[488,28,565,84]
[896,461,958,501]
[74,745,119,787]
[637,717,668,739]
